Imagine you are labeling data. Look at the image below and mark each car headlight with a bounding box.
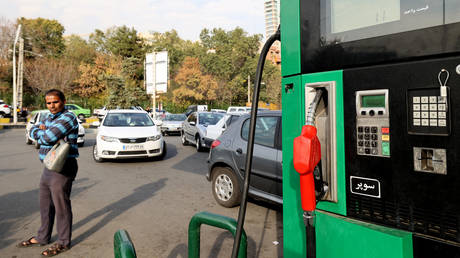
[147,135,162,141]
[101,135,119,142]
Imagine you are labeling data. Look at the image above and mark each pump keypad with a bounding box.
[357,126,390,157]
[408,88,450,136]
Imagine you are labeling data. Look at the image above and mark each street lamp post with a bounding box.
[12,25,21,124]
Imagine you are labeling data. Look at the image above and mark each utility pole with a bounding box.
[152,52,156,114]
[18,37,24,110]
[247,75,251,104]
[12,25,21,124]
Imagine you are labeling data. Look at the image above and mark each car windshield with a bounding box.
[103,113,154,127]
[198,113,224,126]
[164,114,186,121]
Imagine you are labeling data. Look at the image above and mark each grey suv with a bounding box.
[206,110,282,207]
[181,111,225,151]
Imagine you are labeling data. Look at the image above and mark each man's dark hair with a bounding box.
[45,89,66,102]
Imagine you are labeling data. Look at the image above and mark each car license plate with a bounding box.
[123,144,144,150]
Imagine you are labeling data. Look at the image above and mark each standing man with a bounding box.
[18,89,79,257]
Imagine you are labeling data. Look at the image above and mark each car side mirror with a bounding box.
[190,121,196,126]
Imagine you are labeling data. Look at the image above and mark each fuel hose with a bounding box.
[231,25,281,258]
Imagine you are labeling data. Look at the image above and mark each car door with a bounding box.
[184,112,197,142]
[232,115,281,196]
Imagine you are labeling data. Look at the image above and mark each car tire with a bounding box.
[34,140,40,149]
[93,144,104,163]
[25,134,32,145]
[211,167,241,208]
[78,114,85,120]
[0,113,4,118]
[78,142,84,147]
[195,136,203,152]
[181,131,188,145]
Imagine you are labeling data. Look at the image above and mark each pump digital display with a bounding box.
[361,95,385,108]
[330,0,400,34]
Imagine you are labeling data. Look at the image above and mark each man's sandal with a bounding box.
[41,244,70,257]
[17,237,44,248]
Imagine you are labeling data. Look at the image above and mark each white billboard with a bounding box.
[144,51,168,95]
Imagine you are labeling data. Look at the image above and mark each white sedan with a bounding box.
[93,109,166,162]
[26,110,85,148]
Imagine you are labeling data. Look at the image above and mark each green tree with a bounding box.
[89,26,144,59]
[63,35,97,64]
[18,17,66,57]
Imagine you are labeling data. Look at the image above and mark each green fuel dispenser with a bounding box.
[281,1,460,258]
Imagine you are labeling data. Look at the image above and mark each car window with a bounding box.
[164,114,186,121]
[103,113,153,127]
[188,113,196,123]
[65,105,75,110]
[198,113,224,126]
[241,116,278,148]
[39,112,50,122]
[226,115,240,127]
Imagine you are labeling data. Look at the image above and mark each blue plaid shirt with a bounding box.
[30,109,79,161]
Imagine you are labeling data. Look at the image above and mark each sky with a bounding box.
[1,0,266,41]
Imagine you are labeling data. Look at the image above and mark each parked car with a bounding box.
[226,106,250,115]
[206,110,282,207]
[93,106,108,120]
[0,99,11,118]
[65,104,91,120]
[185,105,208,116]
[93,109,166,162]
[26,110,85,148]
[204,114,242,143]
[181,111,225,151]
[159,113,187,135]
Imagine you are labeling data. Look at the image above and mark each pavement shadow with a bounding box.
[167,243,187,258]
[0,177,93,249]
[71,178,167,246]
[171,152,209,175]
[0,168,26,175]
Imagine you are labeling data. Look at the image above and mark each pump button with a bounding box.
[378,111,384,115]
[369,110,375,116]
[361,111,366,115]
[371,127,378,133]
[358,127,363,133]
[365,148,371,154]
[382,142,390,156]
[381,127,390,134]
[364,127,370,133]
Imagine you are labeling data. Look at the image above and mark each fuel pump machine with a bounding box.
[281,1,460,257]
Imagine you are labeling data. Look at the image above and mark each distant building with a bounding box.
[264,0,281,67]
[264,0,280,40]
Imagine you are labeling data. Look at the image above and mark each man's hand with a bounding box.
[39,124,46,130]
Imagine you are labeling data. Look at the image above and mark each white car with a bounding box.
[26,110,85,148]
[159,113,187,135]
[204,114,242,143]
[93,106,108,120]
[93,109,166,162]
[0,99,11,118]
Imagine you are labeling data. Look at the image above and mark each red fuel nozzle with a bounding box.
[293,125,322,212]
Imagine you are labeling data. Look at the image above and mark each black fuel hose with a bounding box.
[231,25,281,258]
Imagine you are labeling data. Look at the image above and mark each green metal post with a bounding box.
[188,211,247,258]
[114,229,137,258]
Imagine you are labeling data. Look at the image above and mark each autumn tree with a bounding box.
[173,57,217,106]
[17,17,65,58]
[24,58,78,95]
[73,54,122,98]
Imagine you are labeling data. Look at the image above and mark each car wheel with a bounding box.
[78,114,85,120]
[78,142,84,147]
[25,134,32,145]
[0,113,4,118]
[181,131,188,145]
[93,144,104,163]
[34,140,40,149]
[195,136,203,152]
[211,167,241,207]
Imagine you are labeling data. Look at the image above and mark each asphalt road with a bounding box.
[0,128,283,258]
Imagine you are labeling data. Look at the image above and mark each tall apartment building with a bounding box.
[264,0,279,39]
[264,0,281,66]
